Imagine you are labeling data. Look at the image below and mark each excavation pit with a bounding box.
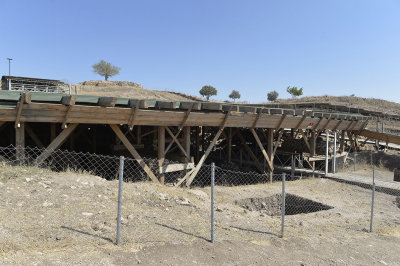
[236,193,333,216]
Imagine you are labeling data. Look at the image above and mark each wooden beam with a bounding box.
[252,111,262,128]
[165,126,188,159]
[275,114,287,129]
[228,127,232,163]
[332,120,343,131]
[312,118,323,130]
[25,123,44,148]
[128,100,141,130]
[294,116,306,130]
[184,108,232,187]
[164,104,193,155]
[300,129,311,152]
[266,128,274,183]
[15,122,25,161]
[237,131,266,174]
[110,124,159,184]
[15,93,27,128]
[159,163,194,174]
[183,126,191,162]
[158,126,165,184]
[35,123,79,165]
[250,128,273,173]
[61,97,76,129]
[340,130,345,153]
[273,129,284,157]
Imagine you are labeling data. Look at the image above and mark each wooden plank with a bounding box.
[222,104,239,112]
[35,123,79,165]
[184,108,232,187]
[25,123,44,148]
[61,104,74,129]
[159,163,194,173]
[110,124,159,183]
[252,111,262,128]
[275,114,286,129]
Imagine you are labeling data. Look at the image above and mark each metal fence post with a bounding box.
[370,152,375,233]
[116,156,124,245]
[325,131,329,176]
[281,173,286,238]
[291,155,295,179]
[211,162,215,243]
[354,153,357,171]
[333,132,337,173]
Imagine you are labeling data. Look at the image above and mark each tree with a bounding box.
[267,90,279,102]
[92,60,120,81]
[286,86,303,98]
[229,90,241,102]
[199,85,217,100]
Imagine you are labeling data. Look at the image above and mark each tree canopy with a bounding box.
[267,90,279,102]
[286,86,303,97]
[199,85,217,100]
[229,90,241,102]
[92,60,120,81]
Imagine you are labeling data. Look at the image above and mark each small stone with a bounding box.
[42,201,53,207]
[70,186,76,190]
[127,214,134,220]
[82,212,93,216]
[158,193,168,200]
[216,207,223,212]
[25,178,32,182]
[56,236,61,241]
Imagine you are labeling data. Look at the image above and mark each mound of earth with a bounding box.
[74,80,199,101]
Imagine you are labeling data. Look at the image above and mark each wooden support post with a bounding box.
[183,126,191,162]
[340,130,345,153]
[15,93,30,128]
[310,130,316,176]
[158,126,165,184]
[35,124,79,165]
[273,129,284,157]
[50,123,56,142]
[136,126,142,145]
[267,128,274,182]
[228,128,232,163]
[110,124,159,184]
[250,128,274,182]
[15,122,25,162]
[25,123,44,148]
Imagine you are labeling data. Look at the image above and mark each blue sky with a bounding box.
[1,0,399,103]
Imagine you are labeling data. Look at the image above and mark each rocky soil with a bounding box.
[1,164,400,265]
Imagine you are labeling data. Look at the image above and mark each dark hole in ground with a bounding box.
[235,193,334,216]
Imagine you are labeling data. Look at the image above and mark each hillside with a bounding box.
[274,95,400,116]
[74,80,203,101]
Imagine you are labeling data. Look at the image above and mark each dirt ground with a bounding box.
[1,164,399,265]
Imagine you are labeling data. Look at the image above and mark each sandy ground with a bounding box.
[1,165,399,265]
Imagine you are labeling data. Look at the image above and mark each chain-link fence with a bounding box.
[0,145,399,247]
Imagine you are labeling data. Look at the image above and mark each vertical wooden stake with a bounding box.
[158,126,165,184]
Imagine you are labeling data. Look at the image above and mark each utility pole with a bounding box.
[6,58,12,76]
